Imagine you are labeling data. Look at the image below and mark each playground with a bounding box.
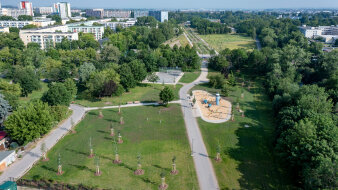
[192,90,232,122]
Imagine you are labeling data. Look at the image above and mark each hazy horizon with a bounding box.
[0,0,337,9]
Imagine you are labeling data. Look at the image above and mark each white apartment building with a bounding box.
[0,20,55,28]
[0,8,28,18]
[19,1,33,16]
[104,10,131,18]
[104,20,136,31]
[68,25,104,40]
[133,10,149,18]
[300,25,338,43]
[35,7,53,15]
[53,2,71,18]
[20,25,77,49]
[0,20,32,28]
[20,31,78,49]
[0,27,9,33]
[32,20,56,27]
[149,11,168,22]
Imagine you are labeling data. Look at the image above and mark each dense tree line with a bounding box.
[169,11,274,26]
[190,17,231,35]
[216,18,338,189]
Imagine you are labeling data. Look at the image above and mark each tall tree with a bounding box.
[13,67,41,96]
[160,87,174,106]
[5,100,53,145]
[42,83,72,106]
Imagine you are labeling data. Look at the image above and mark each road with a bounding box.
[255,37,262,50]
[0,104,86,183]
[179,61,220,190]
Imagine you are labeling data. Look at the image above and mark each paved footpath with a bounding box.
[180,61,220,190]
[0,104,86,183]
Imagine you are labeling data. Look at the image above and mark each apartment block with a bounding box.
[53,2,71,18]
[86,9,104,19]
[19,1,33,16]
[149,11,168,22]
[133,10,149,18]
[300,25,338,43]
[104,20,136,31]
[19,25,77,49]
[35,7,53,15]
[68,25,104,40]
[0,27,9,33]
[104,10,131,18]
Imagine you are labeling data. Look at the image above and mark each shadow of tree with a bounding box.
[69,164,95,173]
[138,176,158,186]
[152,164,170,172]
[42,165,57,173]
[65,148,87,157]
[119,163,135,171]
[226,103,295,189]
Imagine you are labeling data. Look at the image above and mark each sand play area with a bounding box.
[192,90,232,122]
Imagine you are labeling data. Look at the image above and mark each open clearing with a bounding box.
[23,105,198,190]
[199,34,255,52]
[75,84,182,107]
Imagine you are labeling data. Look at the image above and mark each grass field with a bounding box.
[163,34,191,48]
[23,105,198,190]
[19,81,48,105]
[179,71,201,83]
[199,34,255,52]
[75,84,182,107]
[191,79,295,189]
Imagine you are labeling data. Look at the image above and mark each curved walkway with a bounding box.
[179,61,220,190]
[0,104,86,183]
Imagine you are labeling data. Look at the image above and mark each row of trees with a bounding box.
[0,15,33,21]
[190,17,231,35]
[230,17,337,189]
[206,14,337,189]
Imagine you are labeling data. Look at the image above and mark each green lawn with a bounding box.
[199,34,255,52]
[191,80,295,189]
[179,71,201,83]
[75,84,182,107]
[23,105,198,190]
[19,81,48,105]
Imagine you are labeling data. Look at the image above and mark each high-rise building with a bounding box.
[86,9,104,19]
[35,7,53,15]
[53,2,71,18]
[0,8,29,18]
[104,10,131,18]
[133,10,149,18]
[19,1,33,16]
[149,11,168,22]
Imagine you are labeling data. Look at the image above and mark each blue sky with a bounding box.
[1,0,337,9]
